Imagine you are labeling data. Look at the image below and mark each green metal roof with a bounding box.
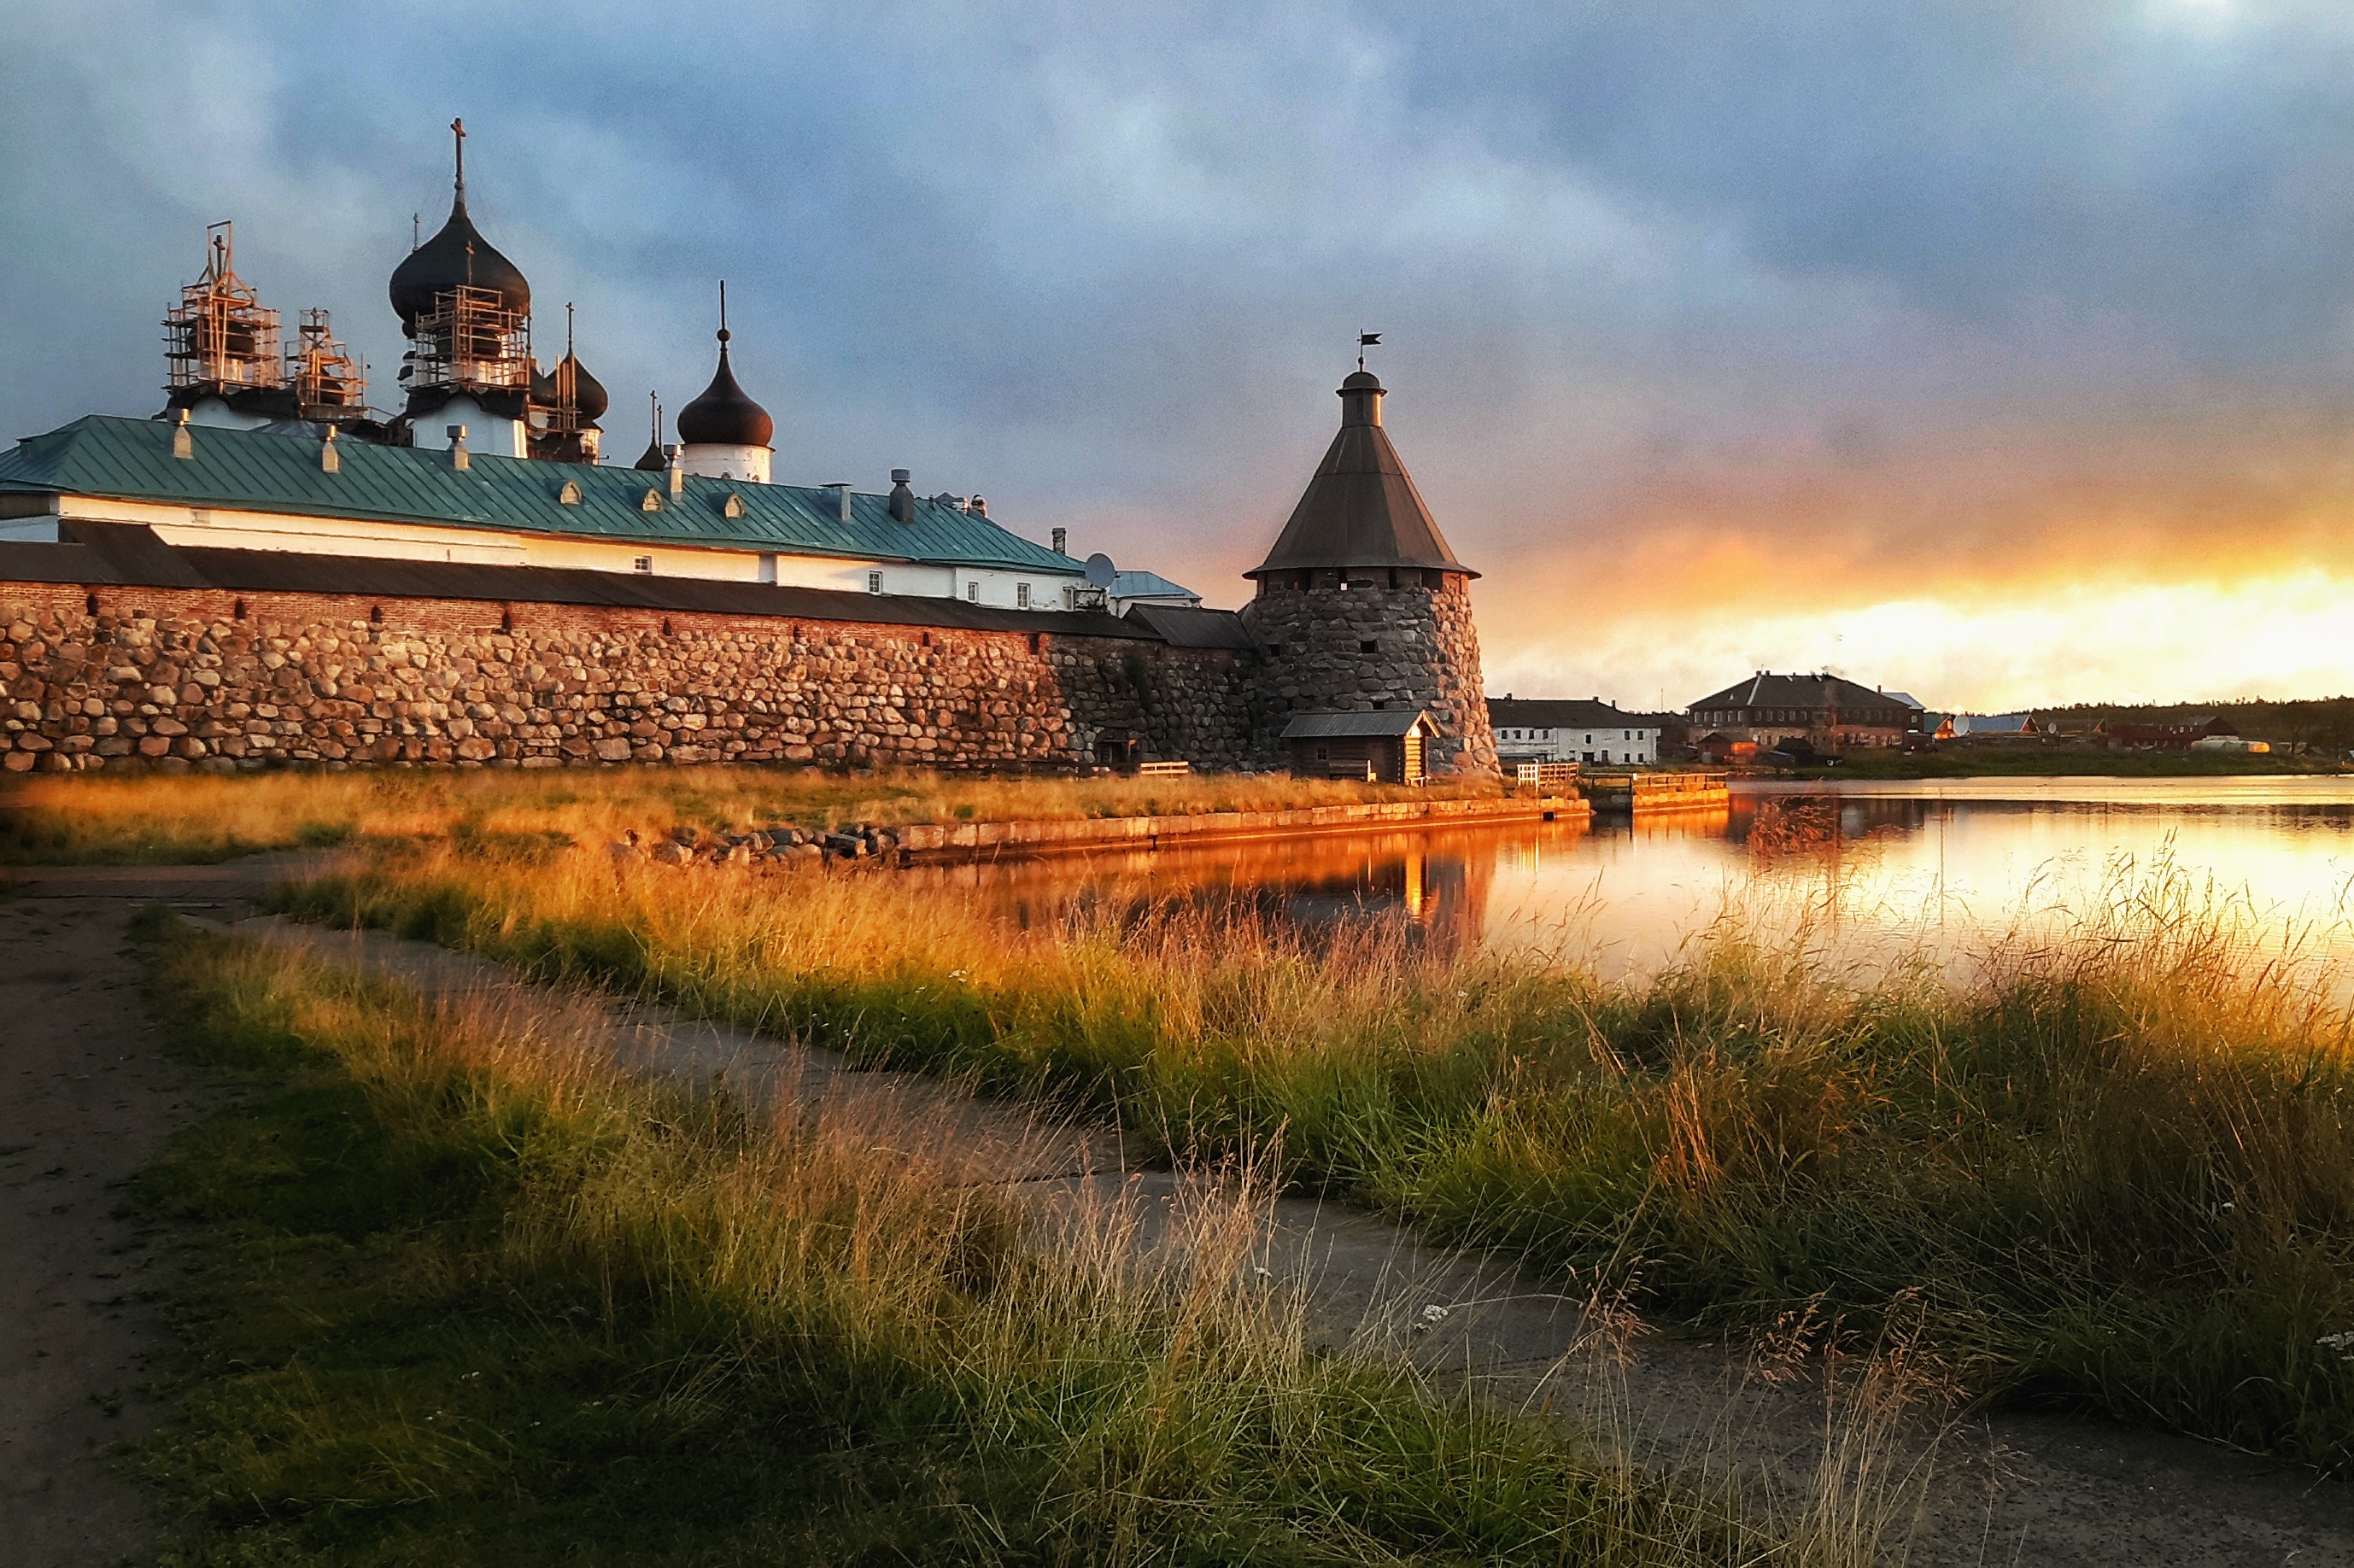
[0,416,1080,574]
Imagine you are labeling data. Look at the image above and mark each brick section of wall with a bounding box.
[1238,578,1499,775]
[0,582,1262,774]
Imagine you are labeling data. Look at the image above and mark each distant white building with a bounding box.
[1486,696,1658,765]
[1106,569,1202,615]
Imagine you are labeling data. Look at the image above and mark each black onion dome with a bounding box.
[674,334,773,447]
[528,357,559,404]
[634,437,667,471]
[389,192,531,331]
[560,354,609,421]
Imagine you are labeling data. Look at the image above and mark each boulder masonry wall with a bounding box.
[0,582,1261,773]
[1241,576,1499,774]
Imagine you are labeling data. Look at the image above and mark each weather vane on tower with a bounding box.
[1358,331,1381,372]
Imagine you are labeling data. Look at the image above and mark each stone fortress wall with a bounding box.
[0,582,1262,774]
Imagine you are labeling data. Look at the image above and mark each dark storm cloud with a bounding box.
[3,0,2351,626]
[1385,1,2354,359]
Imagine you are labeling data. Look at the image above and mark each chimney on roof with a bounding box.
[447,424,470,471]
[969,494,986,518]
[172,407,193,460]
[320,424,340,474]
[1051,526,1067,555]
[888,468,914,524]
[823,482,851,522]
[666,444,684,497]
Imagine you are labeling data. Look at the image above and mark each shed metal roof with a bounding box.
[1109,569,1197,600]
[1120,603,1256,650]
[1279,709,1434,740]
[0,416,1081,575]
[1947,712,2040,735]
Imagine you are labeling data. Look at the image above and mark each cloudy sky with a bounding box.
[6,0,2354,710]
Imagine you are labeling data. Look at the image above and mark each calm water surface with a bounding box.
[920,777,2354,981]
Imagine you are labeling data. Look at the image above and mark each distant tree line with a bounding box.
[2032,698,2354,752]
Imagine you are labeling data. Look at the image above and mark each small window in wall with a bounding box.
[1016,582,1031,608]
[1063,585,1077,610]
[867,570,884,594]
[1359,640,1378,653]
[633,555,653,574]
[967,582,979,602]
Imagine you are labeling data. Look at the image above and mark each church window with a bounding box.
[1016,582,1031,608]
[641,489,662,512]
[558,481,582,506]
[967,582,979,602]
[723,493,747,518]
[867,571,884,594]
[633,556,653,574]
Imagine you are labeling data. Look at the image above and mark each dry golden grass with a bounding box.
[0,764,1496,864]
[141,921,1869,1565]
[265,822,2354,1471]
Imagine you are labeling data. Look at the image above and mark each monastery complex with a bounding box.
[0,126,1497,780]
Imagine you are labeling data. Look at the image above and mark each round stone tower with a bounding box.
[1241,366,1499,775]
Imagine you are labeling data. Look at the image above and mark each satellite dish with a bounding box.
[1083,552,1117,589]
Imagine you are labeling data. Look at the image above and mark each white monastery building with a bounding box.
[1486,696,1660,766]
[0,120,1208,619]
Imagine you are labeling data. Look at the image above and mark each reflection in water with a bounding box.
[914,779,2354,984]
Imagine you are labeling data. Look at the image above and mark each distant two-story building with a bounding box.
[1687,672,1921,752]
[1486,696,1659,765]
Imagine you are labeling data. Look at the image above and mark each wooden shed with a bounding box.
[1280,710,1439,784]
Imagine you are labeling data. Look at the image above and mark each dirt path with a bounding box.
[0,898,186,1568]
[227,911,2354,1567]
[0,857,332,1568]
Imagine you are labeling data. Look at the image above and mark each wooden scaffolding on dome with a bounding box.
[286,309,368,422]
[162,221,284,401]
[404,284,530,394]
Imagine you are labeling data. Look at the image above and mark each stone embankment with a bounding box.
[612,795,1580,872]
[0,584,1259,775]
[893,794,1582,862]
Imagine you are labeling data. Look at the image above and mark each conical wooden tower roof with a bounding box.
[1247,370,1473,580]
